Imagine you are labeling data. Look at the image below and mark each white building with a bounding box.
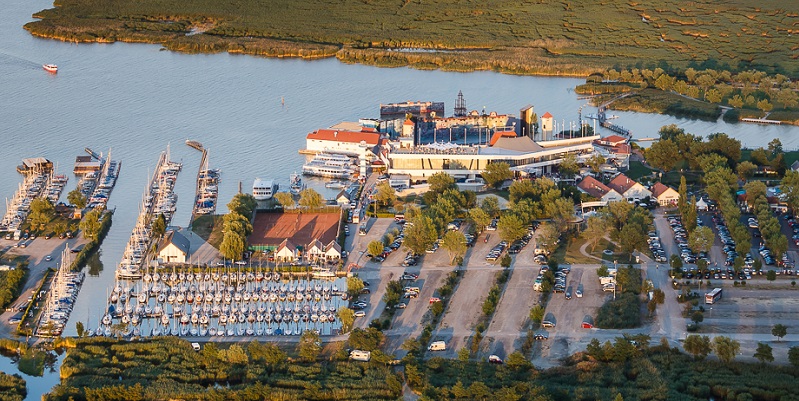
[386,133,598,181]
[576,176,624,203]
[651,182,680,206]
[305,127,385,159]
[157,231,190,264]
[607,173,651,201]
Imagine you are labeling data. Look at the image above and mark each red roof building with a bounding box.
[598,135,628,146]
[607,173,652,200]
[577,176,622,202]
[306,129,381,145]
[542,112,553,118]
[305,128,384,158]
[489,130,518,146]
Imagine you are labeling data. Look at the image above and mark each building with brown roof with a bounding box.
[651,182,680,206]
[577,176,623,203]
[607,173,651,201]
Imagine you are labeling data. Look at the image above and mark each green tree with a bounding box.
[558,153,580,177]
[67,188,87,209]
[346,276,365,298]
[441,230,467,265]
[275,192,294,208]
[430,300,444,317]
[537,222,560,255]
[480,196,500,217]
[227,193,257,217]
[789,346,799,367]
[468,381,491,400]
[772,323,787,341]
[712,336,741,364]
[247,341,287,364]
[684,196,697,234]
[767,270,777,281]
[757,98,774,113]
[457,347,470,362]
[529,305,544,324]
[645,139,679,172]
[75,321,85,337]
[469,207,491,232]
[220,230,246,260]
[504,351,532,370]
[781,171,799,212]
[689,226,714,255]
[744,180,767,208]
[53,221,68,235]
[29,197,55,228]
[367,240,385,259]
[481,162,513,188]
[683,334,711,360]
[337,307,355,333]
[382,280,403,308]
[223,212,252,237]
[597,264,609,277]
[691,311,704,326]
[79,208,103,240]
[728,94,744,108]
[299,188,323,208]
[428,172,456,193]
[297,330,322,362]
[403,214,438,255]
[497,213,526,243]
[614,394,624,401]
[583,216,609,252]
[754,342,774,364]
[374,181,396,207]
[586,154,606,173]
[151,213,167,237]
[737,161,757,180]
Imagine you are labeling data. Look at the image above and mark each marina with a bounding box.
[97,266,346,338]
[115,148,182,280]
[187,141,220,220]
[36,248,85,337]
[1,158,57,232]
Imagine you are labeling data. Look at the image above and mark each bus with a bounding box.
[705,288,722,304]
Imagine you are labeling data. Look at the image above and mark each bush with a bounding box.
[595,293,642,329]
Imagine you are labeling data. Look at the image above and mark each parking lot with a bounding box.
[0,235,87,337]
[480,242,541,359]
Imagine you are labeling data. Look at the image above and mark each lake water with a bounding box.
[1,0,798,397]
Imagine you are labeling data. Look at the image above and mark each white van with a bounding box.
[403,286,420,294]
[349,350,371,362]
[428,341,446,351]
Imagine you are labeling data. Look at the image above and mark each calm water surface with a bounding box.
[1,0,798,397]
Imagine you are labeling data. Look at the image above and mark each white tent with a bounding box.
[696,198,709,211]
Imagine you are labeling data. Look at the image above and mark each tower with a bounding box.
[454,90,467,117]
[541,112,554,141]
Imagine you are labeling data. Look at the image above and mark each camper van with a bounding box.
[349,350,371,362]
[428,341,446,351]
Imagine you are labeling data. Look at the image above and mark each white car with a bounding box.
[354,311,366,318]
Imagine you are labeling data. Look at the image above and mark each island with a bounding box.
[24,0,798,77]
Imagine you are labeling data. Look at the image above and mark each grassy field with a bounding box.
[24,0,799,77]
[190,214,223,248]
